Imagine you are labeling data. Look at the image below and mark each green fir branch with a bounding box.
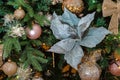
[3,37,21,59]
[23,59,30,69]
[32,49,44,57]
[7,1,19,8]
[22,13,31,22]
[30,39,42,47]
[21,46,48,71]
[0,6,12,16]
[35,0,51,12]
[0,0,3,5]
[19,51,27,62]
[34,56,48,63]
[3,37,13,59]
[12,38,21,52]
[31,56,42,71]
[20,40,30,46]
[34,13,48,26]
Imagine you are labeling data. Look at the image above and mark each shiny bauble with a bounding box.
[26,24,42,39]
[109,60,120,76]
[14,7,25,19]
[78,62,101,80]
[62,0,84,14]
[2,60,17,77]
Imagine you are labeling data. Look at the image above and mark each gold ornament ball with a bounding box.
[14,7,25,19]
[2,60,17,77]
[62,0,84,14]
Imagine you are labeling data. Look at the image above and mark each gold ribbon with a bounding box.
[0,44,3,66]
[102,0,120,35]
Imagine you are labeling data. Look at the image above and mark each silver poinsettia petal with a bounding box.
[80,27,111,48]
[59,8,80,27]
[48,39,76,54]
[64,44,84,70]
[51,12,77,40]
[77,12,95,38]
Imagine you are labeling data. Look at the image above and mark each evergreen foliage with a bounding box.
[0,0,120,80]
[20,46,48,71]
[3,37,21,59]
[7,0,48,27]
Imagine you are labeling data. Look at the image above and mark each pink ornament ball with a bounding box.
[109,60,120,76]
[26,24,42,39]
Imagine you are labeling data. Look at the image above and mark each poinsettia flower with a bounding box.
[48,8,111,69]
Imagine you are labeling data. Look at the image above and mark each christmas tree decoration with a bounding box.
[46,14,52,21]
[41,43,50,51]
[78,62,101,80]
[109,60,120,76]
[3,15,25,38]
[0,44,3,66]
[71,68,77,74]
[45,70,52,77]
[78,50,102,80]
[2,59,17,77]
[48,8,110,69]
[3,14,14,26]
[15,65,32,80]
[52,0,63,5]
[102,0,120,35]
[52,52,55,68]
[44,13,53,26]
[62,64,77,74]
[62,0,84,14]
[26,23,42,39]
[8,23,25,38]
[1,0,120,79]
[62,64,70,73]
[32,72,44,80]
[14,7,25,20]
